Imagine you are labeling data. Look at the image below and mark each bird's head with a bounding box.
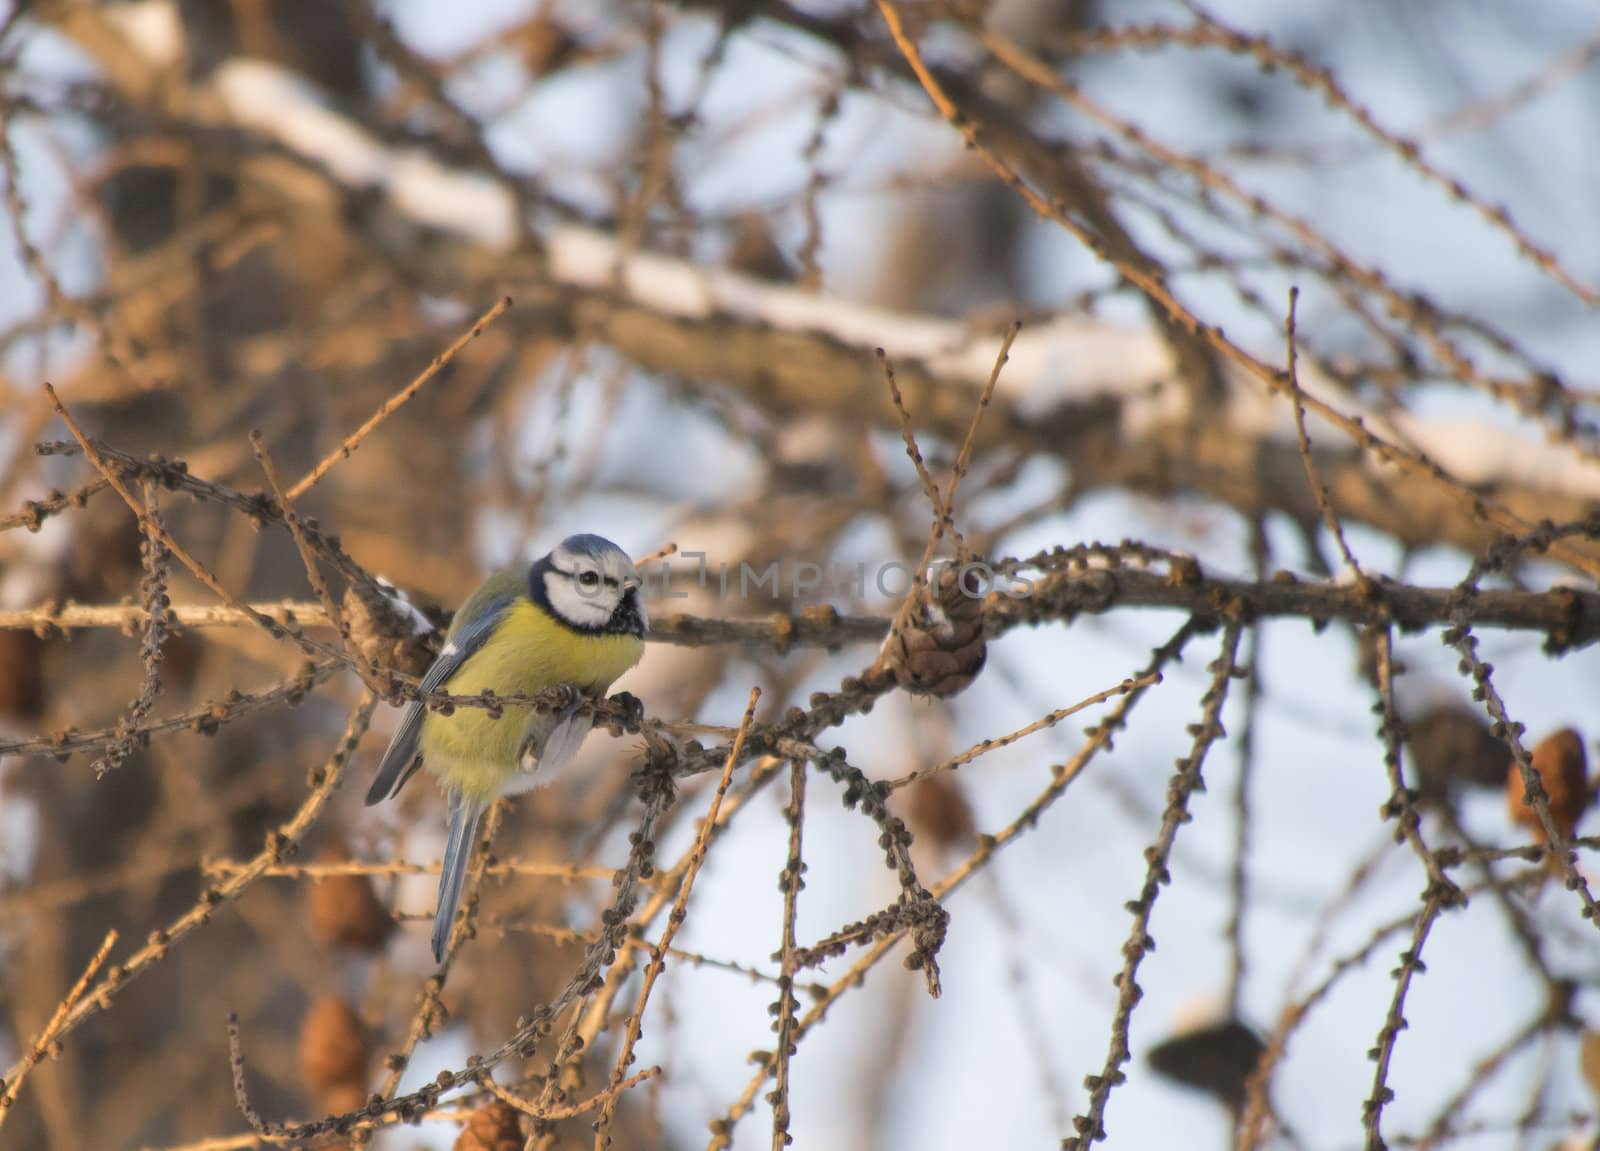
[531,534,647,635]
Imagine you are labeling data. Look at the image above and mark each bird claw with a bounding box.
[608,691,644,734]
[549,682,583,718]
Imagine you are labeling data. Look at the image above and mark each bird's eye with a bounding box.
[577,571,601,589]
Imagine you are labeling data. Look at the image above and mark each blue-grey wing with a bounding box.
[363,597,512,805]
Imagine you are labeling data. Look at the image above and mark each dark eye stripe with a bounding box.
[554,565,618,588]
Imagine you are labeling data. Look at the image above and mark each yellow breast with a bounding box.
[418,599,644,800]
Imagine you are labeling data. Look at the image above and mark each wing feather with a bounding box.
[363,596,514,805]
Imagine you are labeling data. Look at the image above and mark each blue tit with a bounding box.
[365,534,647,961]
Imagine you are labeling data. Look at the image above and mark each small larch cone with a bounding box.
[1405,703,1510,799]
[306,845,393,953]
[1582,1029,1600,1109]
[1505,727,1589,843]
[298,994,369,1100]
[342,579,436,678]
[0,629,46,719]
[317,1081,369,1119]
[453,1099,524,1151]
[905,773,975,851]
[1147,1017,1265,1107]
[882,562,988,698]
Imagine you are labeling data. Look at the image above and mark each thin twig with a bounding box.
[1443,622,1600,923]
[0,660,339,760]
[1410,1014,1547,1151]
[871,324,1017,679]
[1225,518,1268,1017]
[485,1066,662,1121]
[884,672,1160,790]
[91,480,170,777]
[877,347,947,517]
[0,476,108,532]
[770,757,806,1151]
[1284,286,1365,581]
[635,541,679,566]
[0,929,117,1128]
[535,753,796,1139]
[250,429,350,653]
[877,1,1600,580]
[1370,626,1462,898]
[593,687,761,1148]
[202,858,628,883]
[1234,873,1541,1150]
[1361,884,1450,1149]
[1178,1,1600,306]
[1,695,376,1092]
[709,623,1194,1149]
[363,799,510,1147]
[43,385,349,668]
[784,738,947,996]
[1065,622,1245,1149]
[224,1013,266,1134]
[286,295,513,500]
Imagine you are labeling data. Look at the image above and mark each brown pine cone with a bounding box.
[1405,703,1510,798]
[298,994,368,1098]
[904,773,975,851]
[453,1099,524,1151]
[882,561,987,698]
[1582,1029,1600,1108]
[1506,727,1589,842]
[0,629,46,719]
[1147,1017,1265,1107]
[316,1080,369,1119]
[306,844,393,953]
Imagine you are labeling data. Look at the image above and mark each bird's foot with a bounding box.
[547,682,583,718]
[605,690,645,735]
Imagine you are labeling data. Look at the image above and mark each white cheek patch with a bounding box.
[545,573,620,629]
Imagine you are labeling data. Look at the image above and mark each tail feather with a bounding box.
[432,793,486,963]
